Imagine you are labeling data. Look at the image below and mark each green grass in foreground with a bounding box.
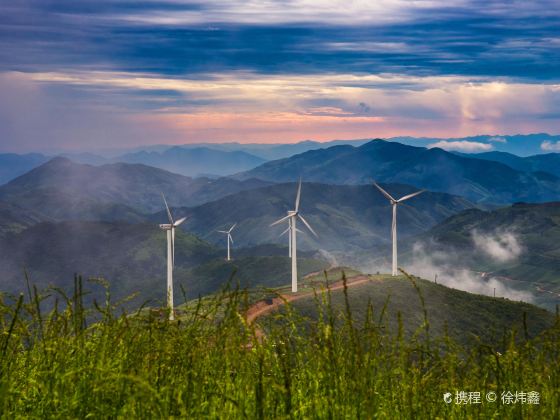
[0,275,558,418]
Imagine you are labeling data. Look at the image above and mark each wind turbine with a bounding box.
[159,193,187,320]
[373,182,424,276]
[218,223,236,261]
[271,180,317,292]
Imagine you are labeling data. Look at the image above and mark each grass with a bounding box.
[281,272,556,347]
[0,273,558,418]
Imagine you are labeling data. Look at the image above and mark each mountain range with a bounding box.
[116,146,266,177]
[0,157,271,221]
[235,140,560,204]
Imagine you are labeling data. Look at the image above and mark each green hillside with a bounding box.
[185,256,328,299]
[0,220,327,307]
[405,202,560,310]
[275,272,556,346]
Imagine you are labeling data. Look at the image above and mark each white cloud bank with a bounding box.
[428,140,493,152]
[541,140,560,151]
[407,242,532,303]
[472,230,523,263]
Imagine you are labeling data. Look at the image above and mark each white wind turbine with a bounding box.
[218,223,236,261]
[271,180,317,292]
[159,193,187,320]
[373,182,424,277]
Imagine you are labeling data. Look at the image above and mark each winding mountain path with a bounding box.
[246,274,374,327]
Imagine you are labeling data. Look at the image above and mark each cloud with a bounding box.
[471,230,523,262]
[541,140,560,151]
[406,242,532,302]
[488,136,507,143]
[428,140,493,152]
[3,69,560,151]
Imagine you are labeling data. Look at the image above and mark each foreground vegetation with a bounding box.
[0,274,558,418]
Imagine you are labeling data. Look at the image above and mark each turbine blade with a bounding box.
[229,223,237,233]
[270,214,292,227]
[174,216,187,227]
[279,227,290,237]
[161,193,174,224]
[298,214,318,237]
[295,178,302,212]
[372,181,395,202]
[228,234,234,244]
[217,230,228,233]
[397,189,425,202]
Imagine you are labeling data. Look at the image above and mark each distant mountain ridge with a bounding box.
[117,146,266,177]
[0,157,272,221]
[234,140,560,204]
[462,151,560,177]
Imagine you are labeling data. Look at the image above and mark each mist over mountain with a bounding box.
[399,202,560,310]
[153,182,475,252]
[117,146,266,177]
[0,157,272,221]
[235,140,560,204]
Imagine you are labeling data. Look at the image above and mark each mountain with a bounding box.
[0,200,50,236]
[403,202,560,310]
[284,272,556,346]
[465,151,560,177]
[117,146,266,177]
[113,139,371,161]
[0,158,272,221]
[234,140,560,204]
[0,220,326,305]
[0,153,49,185]
[156,182,474,252]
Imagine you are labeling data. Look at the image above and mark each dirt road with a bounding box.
[246,274,374,325]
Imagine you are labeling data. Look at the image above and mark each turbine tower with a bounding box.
[279,218,293,257]
[373,182,424,276]
[159,193,187,320]
[271,180,317,292]
[218,223,236,261]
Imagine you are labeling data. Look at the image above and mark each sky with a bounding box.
[1,0,560,152]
